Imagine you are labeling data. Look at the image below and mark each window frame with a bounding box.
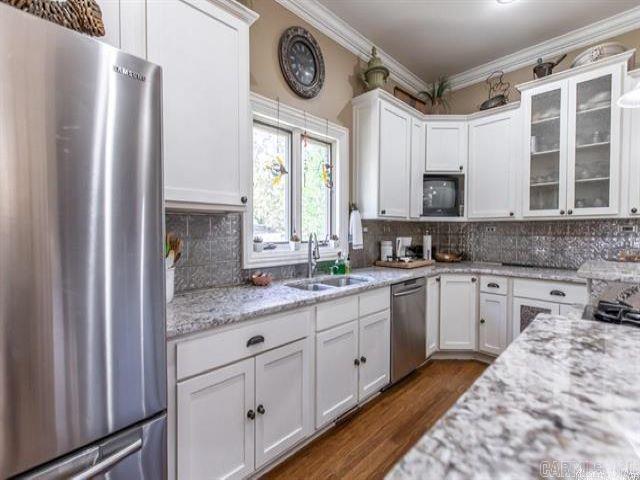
[243,93,349,269]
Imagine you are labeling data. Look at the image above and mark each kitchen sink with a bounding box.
[287,282,334,291]
[318,276,370,288]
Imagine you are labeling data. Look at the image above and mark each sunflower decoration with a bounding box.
[322,161,333,189]
[267,154,288,186]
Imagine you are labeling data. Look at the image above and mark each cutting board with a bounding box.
[375,259,435,269]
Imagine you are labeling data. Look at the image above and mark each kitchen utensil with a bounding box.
[395,237,412,258]
[381,240,393,261]
[533,53,567,78]
[572,42,633,69]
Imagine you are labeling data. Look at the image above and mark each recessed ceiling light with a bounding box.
[497,0,515,4]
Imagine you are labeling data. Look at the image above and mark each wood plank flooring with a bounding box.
[262,359,487,480]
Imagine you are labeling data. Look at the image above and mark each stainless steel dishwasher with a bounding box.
[391,278,426,383]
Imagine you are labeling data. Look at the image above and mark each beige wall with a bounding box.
[449,29,640,114]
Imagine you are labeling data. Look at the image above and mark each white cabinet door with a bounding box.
[468,110,518,218]
[426,276,440,356]
[566,64,623,217]
[522,80,569,217]
[177,358,255,480]
[147,0,251,207]
[479,293,508,356]
[95,0,145,57]
[439,275,477,350]
[316,321,359,428]
[410,119,427,218]
[426,121,468,172]
[512,298,560,342]
[378,101,411,218]
[255,339,312,468]
[358,310,390,401]
[625,74,640,217]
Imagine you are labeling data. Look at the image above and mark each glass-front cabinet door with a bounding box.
[567,65,622,216]
[523,82,568,217]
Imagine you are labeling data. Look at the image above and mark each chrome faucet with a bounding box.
[307,233,320,278]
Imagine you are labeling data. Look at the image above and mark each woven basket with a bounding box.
[2,0,105,37]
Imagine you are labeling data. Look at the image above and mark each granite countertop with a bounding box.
[387,314,640,480]
[578,259,640,283]
[166,262,585,340]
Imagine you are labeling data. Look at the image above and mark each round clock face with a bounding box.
[279,27,325,99]
[289,41,316,86]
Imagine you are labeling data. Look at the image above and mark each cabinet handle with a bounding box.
[550,290,566,297]
[459,165,463,171]
[354,358,361,366]
[568,209,573,215]
[560,210,565,215]
[632,207,638,214]
[436,277,440,282]
[257,404,265,415]
[471,277,477,283]
[360,356,367,364]
[480,318,486,324]
[241,196,248,204]
[247,409,255,420]
[509,212,514,217]
[487,282,500,289]
[380,209,386,215]
[246,335,265,347]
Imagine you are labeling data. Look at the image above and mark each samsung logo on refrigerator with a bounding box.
[113,65,146,82]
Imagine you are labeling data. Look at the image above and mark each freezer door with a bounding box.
[0,5,165,478]
[17,414,166,480]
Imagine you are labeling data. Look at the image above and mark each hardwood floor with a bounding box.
[262,359,487,480]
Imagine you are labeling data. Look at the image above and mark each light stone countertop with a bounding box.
[166,262,585,340]
[578,259,640,283]
[386,314,640,480]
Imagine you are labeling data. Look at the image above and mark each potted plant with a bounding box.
[329,234,339,249]
[253,236,264,252]
[419,75,452,114]
[289,231,301,251]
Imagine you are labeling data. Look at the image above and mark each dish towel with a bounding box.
[349,209,363,250]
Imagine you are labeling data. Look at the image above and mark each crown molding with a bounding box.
[449,6,640,91]
[272,0,428,94]
[213,0,259,25]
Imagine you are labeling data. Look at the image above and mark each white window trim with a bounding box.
[243,93,350,269]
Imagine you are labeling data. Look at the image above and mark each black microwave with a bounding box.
[422,175,461,216]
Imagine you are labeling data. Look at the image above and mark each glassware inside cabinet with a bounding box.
[529,89,561,211]
[574,74,612,209]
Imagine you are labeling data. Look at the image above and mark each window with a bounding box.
[252,122,291,243]
[245,94,348,269]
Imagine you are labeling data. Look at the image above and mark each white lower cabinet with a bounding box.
[255,339,312,469]
[358,310,391,401]
[177,358,255,480]
[439,275,478,350]
[512,297,560,341]
[177,339,312,479]
[479,293,508,356]
[426,276,440,356]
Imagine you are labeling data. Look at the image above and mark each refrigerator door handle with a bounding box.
[70,438,142,480]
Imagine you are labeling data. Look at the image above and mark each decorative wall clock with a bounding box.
[278,26,325,99]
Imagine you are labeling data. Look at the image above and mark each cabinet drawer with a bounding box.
[316,296,359,331]
[359,287,391,317]
[480,275,507,295]
[513,279,587,305]
[177,308,312,380]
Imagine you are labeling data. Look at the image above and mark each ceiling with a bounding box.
[316,0,640,83]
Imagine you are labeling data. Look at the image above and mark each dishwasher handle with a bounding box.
[392,286,424,297]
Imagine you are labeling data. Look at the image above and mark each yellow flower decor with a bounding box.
[267,154,288,186]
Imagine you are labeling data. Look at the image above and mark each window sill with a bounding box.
[243,244,345,270]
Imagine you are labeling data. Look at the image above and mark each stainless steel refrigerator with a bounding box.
[0,5,166,478]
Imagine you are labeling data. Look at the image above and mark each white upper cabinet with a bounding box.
[468,108,519,218]
[146,0,257,209]
[439,274,477,351]
[410,119,427,218]
[379,102,412,218]
[426,121,468,173]
[520,54,628,219]
[95,0,146,57]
